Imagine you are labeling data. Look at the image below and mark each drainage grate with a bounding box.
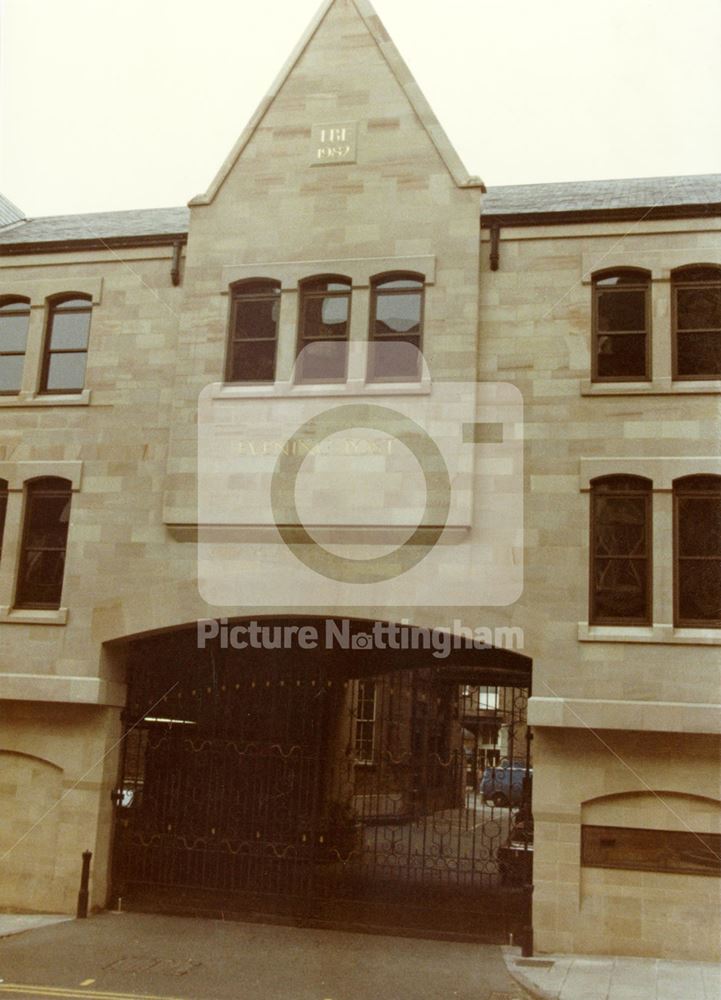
[102,956,202,976]
[515,958,555,968]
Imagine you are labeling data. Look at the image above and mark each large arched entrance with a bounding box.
[110,617,532,941]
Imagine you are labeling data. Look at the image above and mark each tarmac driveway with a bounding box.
[0,911,528,1000]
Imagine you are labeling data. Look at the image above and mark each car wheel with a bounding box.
[492,791,508,808]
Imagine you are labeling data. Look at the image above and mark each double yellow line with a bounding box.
[0,984,186,1000]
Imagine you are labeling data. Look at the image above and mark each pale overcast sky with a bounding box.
[1,0,719,217]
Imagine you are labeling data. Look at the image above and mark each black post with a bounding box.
[76,850,92,919]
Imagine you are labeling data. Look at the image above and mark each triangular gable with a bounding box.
[189,0,484,206]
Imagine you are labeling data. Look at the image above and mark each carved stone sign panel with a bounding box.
[311,122,357,165]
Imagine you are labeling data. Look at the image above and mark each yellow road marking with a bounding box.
[0,984,185,1000]
[79,983,95,988]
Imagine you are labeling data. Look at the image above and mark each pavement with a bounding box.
[502,947,721,1000]
[0,915,72,939]
[0,914,718,1000]
[0,911,529,1000]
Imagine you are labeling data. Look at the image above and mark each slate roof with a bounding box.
[482,174,721,219]
[0,174,718,249]
[0,206,190,247]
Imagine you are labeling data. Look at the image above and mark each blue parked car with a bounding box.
[480,761,532,808]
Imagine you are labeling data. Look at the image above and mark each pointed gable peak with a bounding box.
[190,0,484,206]
[0,192,25,229]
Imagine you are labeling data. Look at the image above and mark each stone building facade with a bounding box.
[0,0,719,961]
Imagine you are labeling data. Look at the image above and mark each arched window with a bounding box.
[16,477,72,610]
[592,269,650,381]
[672,266,721,379]
[0,297,30,395]
[41,295,92,393]
[0,479,7,562]
[673,475,721,627]
[296,275,351,383]
[226,279,280,383]
[590,475,652,625]
[368,273,424,381]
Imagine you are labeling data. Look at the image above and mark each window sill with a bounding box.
[0,390,91,408]
[529,696,721,733]
[581,379,721,397]
[578,622,720,645]
[0,606,68,626]
[213,379,432,400]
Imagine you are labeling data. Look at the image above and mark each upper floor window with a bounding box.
[354,679,377,764]
[0,479,7,561]
[41,295,92,394]
[226,279,280,383]
[368,273,424,381]
[592,270,650,382]
[590,475,652,625]
[16,477,72,610]
[674,475,721,627]
[0,297,30,394]
[672,266,721,379]
[296,276,350,383]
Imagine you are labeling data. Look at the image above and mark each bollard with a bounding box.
[76,850,92,919]
[520,924,534,957]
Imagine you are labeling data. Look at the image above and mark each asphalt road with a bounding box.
[0,912,528,1000]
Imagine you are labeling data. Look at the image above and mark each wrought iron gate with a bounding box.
[111,625,532,940]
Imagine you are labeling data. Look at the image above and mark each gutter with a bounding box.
[0,232,189,256]
[480,202,721,272]
[481,202,721,229]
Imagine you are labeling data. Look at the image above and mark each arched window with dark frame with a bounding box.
[0,479,7,562]
[226,279,280,383]
[590,475,652,625]
[673,475,721,627]
[0,296,31,395]
[16,477,72,610]
[368,272,424,381]
[296,275,351,383]
[592,269,651,381]
[41,294,92,394]
[672,266,721,379]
